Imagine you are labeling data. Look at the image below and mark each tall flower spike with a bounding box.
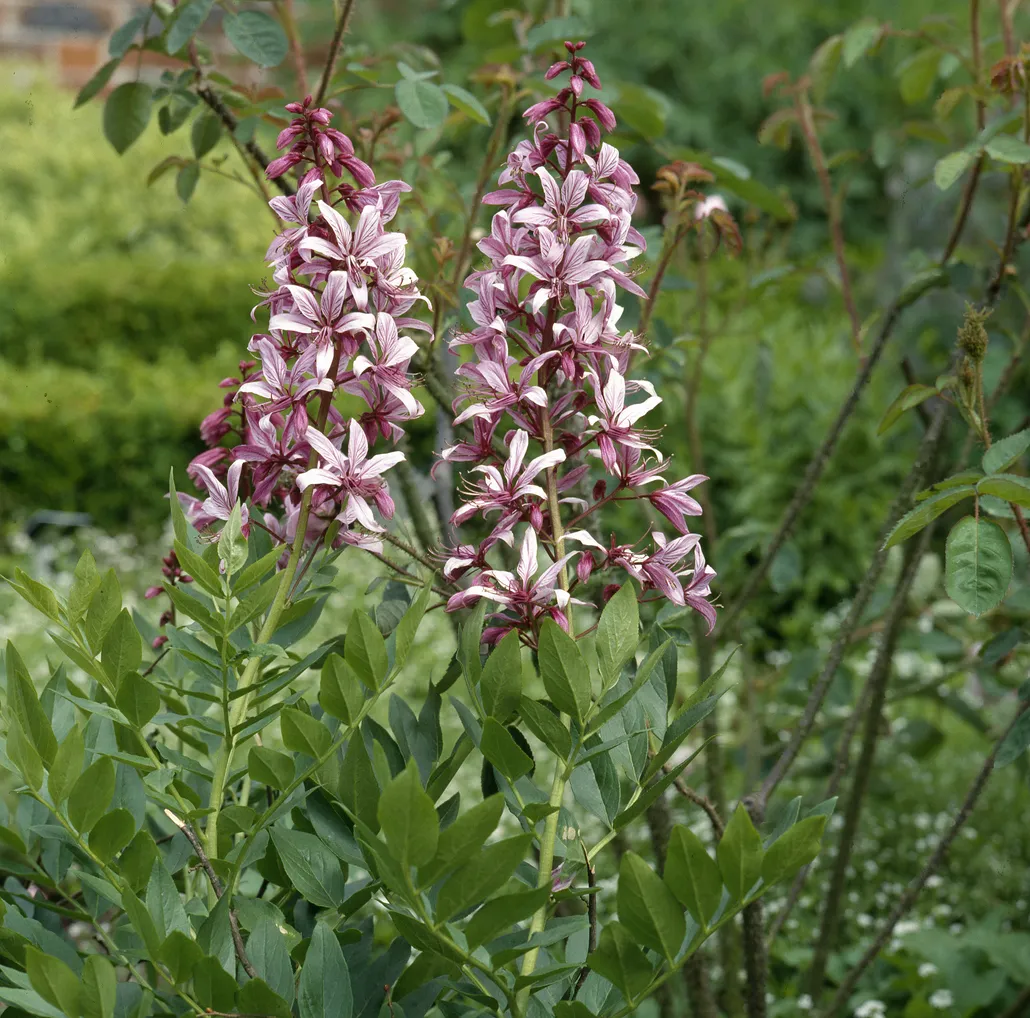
[438,42,716,644]
[149,100,430,644]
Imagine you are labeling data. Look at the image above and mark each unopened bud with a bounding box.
[957,303,990,362]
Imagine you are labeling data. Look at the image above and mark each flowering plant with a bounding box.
[6,5,1030,1018]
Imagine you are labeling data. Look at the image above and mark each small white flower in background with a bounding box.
[918,962,939,978]
[854,1000,887,1018]
[857,913,874,929]
[949,923,963,935]
[929,989,954,1009]
[895,920,921,937]
[798,994,813,1011]
[926,874,943,889]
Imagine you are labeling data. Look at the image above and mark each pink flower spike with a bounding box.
[649,475,708,534]
[192,460,250,536]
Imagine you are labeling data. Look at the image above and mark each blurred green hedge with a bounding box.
[0,68,268,529]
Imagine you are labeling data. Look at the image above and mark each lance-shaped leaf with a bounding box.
[884,486,976,547]
[270,828,347,907]
[480,630,522,722]
[418,794,504,887]
[68,757,116,834]
[586,922,653,1001]
[5,642,57,765]
[983,429,1030,474]
[761,816,827,885]
[538,619,591,724]
[346,610,388,690]
[320,654,365,724]
[480,718,534,781]
[378,759,439,868]
[717,804,764,903]
[299,922,352,1018]
[595,581,640,684]
[878,383,937,434]
[281,708,332,759]
[435,834,533,921]
[617,851,685,960]
[665,825,723,927]
[81,955,116,1018]
[25,948,81,1018]
[977,473,1030,509]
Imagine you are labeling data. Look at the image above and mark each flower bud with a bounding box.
[957,303,990,362]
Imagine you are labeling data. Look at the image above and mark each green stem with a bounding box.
[516,410,573,1014]
[205,346,344,860]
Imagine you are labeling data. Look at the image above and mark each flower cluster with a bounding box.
[441,42,716,642]
[158,97,428,612]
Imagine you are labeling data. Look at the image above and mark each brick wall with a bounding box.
[0,0,238,90]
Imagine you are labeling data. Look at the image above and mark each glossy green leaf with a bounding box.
[717,804,764,903]
[68,549,101,620]
[192,956,237,1012]
[878,383,937,434]
[249,745,295,790]
[761,816,827,885]
[393,580,432,674]
[378,758,439,867]
[147,861,190,939]
[281,708,332,759]
[977,473,1030,509]
[338,736,380,832]
[88,808,135,863]
[74,59,120,109]
[166,0,213,53]
[465,886,551,948]
[986,134,1030,163]
[102,609,142,681]
[320,654,365,724]
[933,150,974,191]
[665,825,723,927]
[884,486,977,547]
[160,930,203,984]
[7,722,43,790]
[6,642,57,765]
[983,429,1030,474]
[945,516,1012,616]
[86,569,122,651]
[617,851,685,960]
[419,794,503,886]
[518,695,572,758]
[538,619,591,724]
[435,833,532,921]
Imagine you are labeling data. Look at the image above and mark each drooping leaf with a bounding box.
[103,82,153,154]
[441,83,490,124]
[395,79,449,129]
[249,746,295,790]
[464,886,551,948]
[976,473,1030,509]
[248,920,295,1005]
[223,10,288,67]
[48,725,84,807]
[74,59,120,109]
[934,150,975,191]
[338,736,380,832]
[878,383,938,434]
[6,642,57,765]
[146,861,190,940]
[320,654,365,725]
[81,955,117,1018]
[945,516,1012,616]
[25,947,81,1018]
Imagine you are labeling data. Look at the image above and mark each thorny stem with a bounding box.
[794,87,862,358]
[314,0,358,107]
[757,394,950,811]
[805,529,935,998]
[818,699,1030,1018]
